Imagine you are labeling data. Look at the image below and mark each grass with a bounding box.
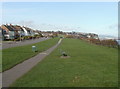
[2,38,59,72]
[11,38,118,87]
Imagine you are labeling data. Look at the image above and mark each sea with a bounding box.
[98,35,120,45]
[116,40,120,45]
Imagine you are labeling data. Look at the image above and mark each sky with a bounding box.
[1,2,118,37]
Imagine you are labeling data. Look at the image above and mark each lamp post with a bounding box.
[20,29,21,42]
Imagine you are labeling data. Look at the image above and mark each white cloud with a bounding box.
[109,24,118,30]
[17,20,34,27]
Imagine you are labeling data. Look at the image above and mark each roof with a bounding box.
[4,25,15,31]
[23,27,32,31]
[12,25,24,31]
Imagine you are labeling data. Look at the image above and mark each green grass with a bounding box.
[11,38,118,87]
[2,38,59,72]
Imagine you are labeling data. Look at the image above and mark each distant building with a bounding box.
[1,24,35,40]
[22,26,34,36]
[0,27,3,41]
[1,24,15,40]
[87,33,99,39]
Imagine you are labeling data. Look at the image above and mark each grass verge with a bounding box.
[11,38,118,87]
[2,38,59,72]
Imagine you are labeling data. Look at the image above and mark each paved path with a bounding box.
[2,37,49,49]
[2,38,62,88]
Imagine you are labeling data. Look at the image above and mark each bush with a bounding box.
[88,38,101,45]
[100,39,118,48]
[84,38,118,48]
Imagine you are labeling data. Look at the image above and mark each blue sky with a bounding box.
[1,2,118,37]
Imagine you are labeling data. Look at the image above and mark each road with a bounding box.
[2,37,49,49]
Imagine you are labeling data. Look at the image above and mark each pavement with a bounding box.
[2,38,62,88]
[1,37,49,49]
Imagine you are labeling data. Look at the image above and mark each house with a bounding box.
[33,30,42,36]
[12,25,25,37]
[1,24,27,40]
[0,27,3,40]
[22,26,29,36]
[1,24,43,40]
[22,26,34,36]
[41,32,50,37]
[1,24,15,40]
[87,33,99,39]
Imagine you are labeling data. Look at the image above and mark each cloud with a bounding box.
[34,23,76,32]
[17,20,35,27]
[20,22,84,32]
[108,24,118,30]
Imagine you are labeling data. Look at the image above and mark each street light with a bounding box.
[20,28,21,42]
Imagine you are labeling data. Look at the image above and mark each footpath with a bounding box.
[2,38,62,88]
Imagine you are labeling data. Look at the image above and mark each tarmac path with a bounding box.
[2,38,62,88]
[2,37,49,49]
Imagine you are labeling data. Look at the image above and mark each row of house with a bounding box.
[0,24,100,41]
[65,32,99,39]
[0,24,41,40]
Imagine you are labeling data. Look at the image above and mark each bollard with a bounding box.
[32,46,37,52]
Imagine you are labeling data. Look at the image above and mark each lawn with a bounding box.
[11,38,118,87]
[2,38,59,72]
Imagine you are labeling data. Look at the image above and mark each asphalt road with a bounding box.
[2,39,62,88]
[2,37,50,49]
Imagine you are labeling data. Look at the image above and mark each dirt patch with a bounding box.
[60,56,70,59]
